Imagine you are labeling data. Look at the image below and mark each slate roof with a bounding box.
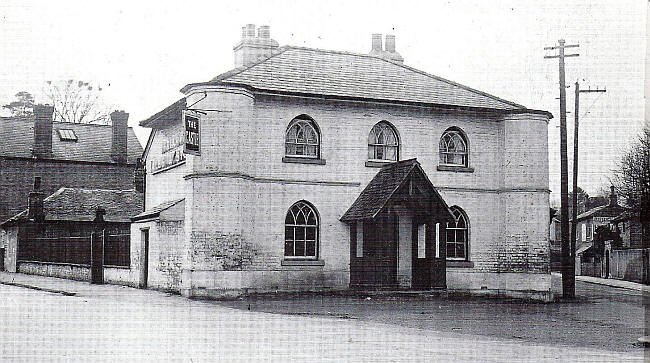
[181,46,541,112]
[132,198,184,221]
[0,117,143,164]
[1,188,143,226]
[139,98,186,127]
[340,158,452,222]
[576,203,629,222]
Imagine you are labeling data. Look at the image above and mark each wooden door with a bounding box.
[411,221,431,289]
[90,231,104,284]
[140,229,149,289]
[431,222,447,288]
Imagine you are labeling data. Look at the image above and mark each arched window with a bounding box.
[446,206,469,260]
[439,128,468,167]
[368,121,399,161]
[285,116,320,158]
[284,201,319,259]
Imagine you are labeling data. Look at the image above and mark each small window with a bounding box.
[439,128,468,167]
[368,121,399,161]
[57,129,77,141]
[284,201,319,259]
[285,116,320,158]
[446,206,469,261]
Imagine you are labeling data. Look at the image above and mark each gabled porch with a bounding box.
[341,159,454,290]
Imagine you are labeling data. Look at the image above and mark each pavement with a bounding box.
[0,271,647,362]
[2,271,646,298]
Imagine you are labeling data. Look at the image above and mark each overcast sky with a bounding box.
[0,0,646,205]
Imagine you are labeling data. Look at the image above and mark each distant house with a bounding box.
[611,208,644,249]
[1,186,142,285]
[0,105,144,269]
[575,186,628,276]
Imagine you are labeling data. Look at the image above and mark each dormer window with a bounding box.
[57,129,77,141]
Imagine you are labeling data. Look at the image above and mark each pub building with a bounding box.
[132,25,553,300]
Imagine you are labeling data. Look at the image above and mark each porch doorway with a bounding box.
[342,159,453,291]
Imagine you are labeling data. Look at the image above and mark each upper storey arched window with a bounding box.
[439,127,469,167]
[285,115,320,159]
[368,121,399,162]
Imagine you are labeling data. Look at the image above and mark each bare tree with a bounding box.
[3,91,35,116]
[43,79,110,124]
[613,127,650,246]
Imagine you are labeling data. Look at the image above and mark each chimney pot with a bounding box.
[245,23,256,38]
[32,104,54,158]
[371,33,383,52]
[110,110,129,164]
[258,25,270,39]
[385,34,396,53]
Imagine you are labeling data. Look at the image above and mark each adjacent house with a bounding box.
[575,186,628,276]
[0,106,144,269]
[1,185,142,285]
[132,25,553,300]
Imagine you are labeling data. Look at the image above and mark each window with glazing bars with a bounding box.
[368,121,398,161]
[284,201,318,259]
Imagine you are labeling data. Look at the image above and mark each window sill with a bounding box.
[365,160,394,168]
[281,259,325,266]
[437,165,474,173]
[282,157,326,165]
[446,260,474,268]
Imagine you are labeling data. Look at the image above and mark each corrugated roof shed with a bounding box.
[0,117,143,164]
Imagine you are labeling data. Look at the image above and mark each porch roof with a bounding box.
[340,159,453,222]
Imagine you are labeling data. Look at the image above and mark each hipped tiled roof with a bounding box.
[0,117,143,164]
[1,188,143,226]
[182,46,538,112]
[340,159,453,222]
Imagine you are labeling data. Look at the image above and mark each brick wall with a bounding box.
[0,157,136,222]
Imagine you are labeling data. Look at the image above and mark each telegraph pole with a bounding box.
[571,81,606,281]
[545,39,579,299]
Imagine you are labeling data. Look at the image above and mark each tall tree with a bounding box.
[3,91,35,116]
[613,128,650,246]
[43,79,110,124]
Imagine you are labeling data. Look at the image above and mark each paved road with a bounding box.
[0,277,645,362]
[220,276,646,355]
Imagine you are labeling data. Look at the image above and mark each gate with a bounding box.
[90,232,104,284]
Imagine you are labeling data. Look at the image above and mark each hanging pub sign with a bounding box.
[183,110,200,155]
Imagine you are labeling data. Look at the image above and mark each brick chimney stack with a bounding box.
[233,24,279,67]
[32,104,54,158]
[609,185,618,206]
[110,110,129,164]
[368,34,404,63]
[27,177,44,221]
